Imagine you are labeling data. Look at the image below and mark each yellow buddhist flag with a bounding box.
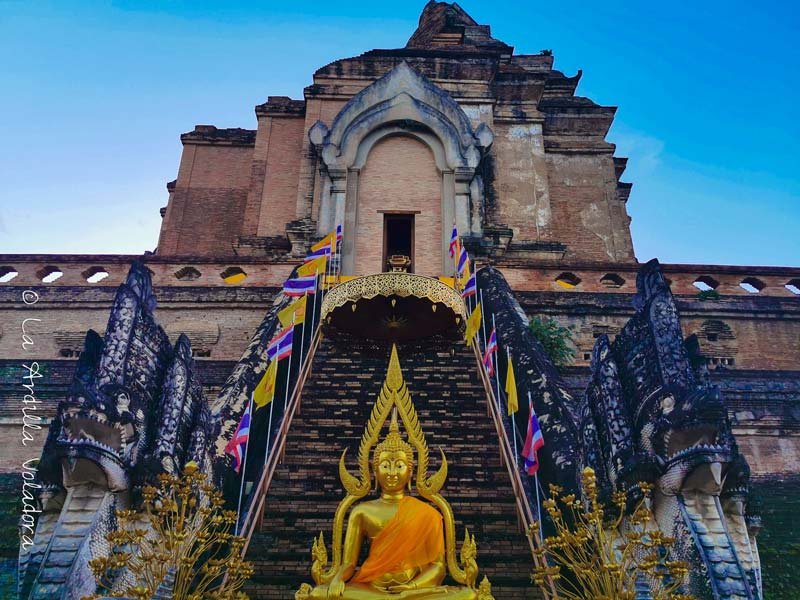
[505,355,518,415]
[253,359,278,408]
[278,295,307,327]
[297,255,327,277]
[464,302,482,346]
[459,257,471,288]
[311,232,336,253]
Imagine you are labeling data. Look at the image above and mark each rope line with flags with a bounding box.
[505,347,519,464]
[483,326,498,377]
[522,392,545,476]
[267,325,294,361]
[226,393,253,534]
[464,302,482,346]
[525,390,546,542]
[230,225,344,540]
[283,275,317,297]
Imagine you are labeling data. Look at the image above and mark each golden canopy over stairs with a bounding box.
[243,339,540,600]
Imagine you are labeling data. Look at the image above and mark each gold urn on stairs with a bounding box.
[295,345,495,600]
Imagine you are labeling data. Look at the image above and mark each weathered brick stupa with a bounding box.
[1,2,798,598]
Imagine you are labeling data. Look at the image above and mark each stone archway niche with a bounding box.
[309,61,493,276]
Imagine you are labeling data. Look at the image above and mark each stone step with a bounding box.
[244,341,541,599]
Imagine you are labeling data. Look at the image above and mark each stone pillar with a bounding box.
[469,176,484,236]
[317,173,334,235]
[441,170,455,276]
[342,169,358,275]
[454,175,471,234]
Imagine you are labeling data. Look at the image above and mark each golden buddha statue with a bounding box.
[296,346,494,600]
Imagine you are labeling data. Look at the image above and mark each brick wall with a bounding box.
[159,143,254,255]
[544,152,635,263]
[491,123,551,242]
[355,135,443,276]
[254,116,306,237]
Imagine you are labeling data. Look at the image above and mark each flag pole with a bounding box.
[281,315,295,428]
[264,373,276,469]
[235,392,254,536]
[478,288,488,355]
[336,226,342,284]
[508,347,518,466]
[319,261,327,307]
[311,270,320,329]
[298,292,307,373]
[529,390,545,543]
[492,313,501,413]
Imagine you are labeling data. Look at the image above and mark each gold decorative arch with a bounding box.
[321,273,467,323]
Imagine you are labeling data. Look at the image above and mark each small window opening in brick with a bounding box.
[0,266,19,283]
[583,352,591,361]
[83,266,109,283]
[175,266,202,281]
[220,267,247,284]
[693,275,719,291]
[785,279,800,295]
[600,273,625,288]
[707,333,719,342]
[740,277,765,294]
[38,265,63,283]
[192,348,211,358]
[555,272,581,289]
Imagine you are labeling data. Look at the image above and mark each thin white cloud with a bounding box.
[608,127,665,180]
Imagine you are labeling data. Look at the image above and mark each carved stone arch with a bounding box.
[324,61,488,170]
[330,92,478,171]
[309,61,493,275]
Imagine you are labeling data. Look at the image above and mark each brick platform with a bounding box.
[243,341,541,599]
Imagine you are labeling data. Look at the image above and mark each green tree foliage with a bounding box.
[696,289,721,301]
[528,316,575,367]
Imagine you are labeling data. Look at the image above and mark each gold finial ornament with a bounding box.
[297,345,493,600]
[373,409,414,469]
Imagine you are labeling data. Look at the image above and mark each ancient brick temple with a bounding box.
[1,2,799,598]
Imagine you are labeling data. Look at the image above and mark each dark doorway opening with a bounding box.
[383,214,414,272]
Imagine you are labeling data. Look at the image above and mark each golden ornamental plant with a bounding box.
[530,467,693,600]
[83,462,254,600]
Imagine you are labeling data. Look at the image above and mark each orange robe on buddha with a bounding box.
[352,496,444,584]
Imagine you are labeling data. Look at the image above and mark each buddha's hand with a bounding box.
[388,583,416,593]
[327,576,346,599]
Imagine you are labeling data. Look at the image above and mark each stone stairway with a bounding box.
[244,340,540,600]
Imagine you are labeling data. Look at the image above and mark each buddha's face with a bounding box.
[375,450,412,494]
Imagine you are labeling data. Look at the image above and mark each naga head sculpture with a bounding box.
[651,385,736,496]
[55,379,142,492]
[608,260,738,497]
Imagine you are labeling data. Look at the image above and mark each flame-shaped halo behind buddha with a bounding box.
[319,344,476,588]
[339,344,447,499]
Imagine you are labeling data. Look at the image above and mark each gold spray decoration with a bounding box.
[529,467,693,600]
[313,344,481,590]
[83,462,254,600]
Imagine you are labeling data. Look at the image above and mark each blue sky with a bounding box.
[1,1,798,266]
